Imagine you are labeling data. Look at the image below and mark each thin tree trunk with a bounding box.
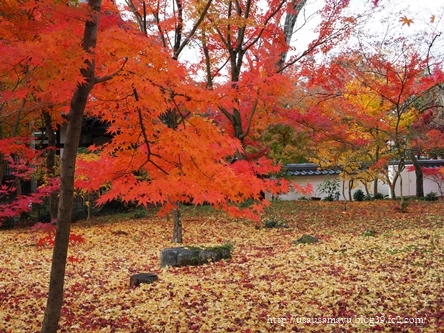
[0,157,6,186]
[40,1,102,332]
[43,111,58,221]
[373,179,378,196]
[172,205,182,243]
[389,183,396,200]
[0,122,7,185]
[361,180,369,196]
[348,179,353,201]
[409,151,424,198]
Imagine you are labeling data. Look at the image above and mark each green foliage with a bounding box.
[260,124,309,164]
[98,199,138,215]
[132,209,147,219]
[30,199,52,222]
[399,199,410,212]
[363,194,373,201]
[373,192,385,200]
[362,229,376,237]
[425,192,438,201]
[239,198,255,208]
[317,177,340,201]
[353,189,365,201]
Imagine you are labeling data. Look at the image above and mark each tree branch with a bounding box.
[94,58,128,83]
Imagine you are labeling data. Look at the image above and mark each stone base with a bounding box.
[160,245,232,268]
[129,273,158,287]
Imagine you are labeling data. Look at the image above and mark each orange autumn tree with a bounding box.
[77,0,361,241]
[0,1,88,217]
[120,0,379,156]
[75,31,289,238]
[291,41,444,200]
[1,0,134,331]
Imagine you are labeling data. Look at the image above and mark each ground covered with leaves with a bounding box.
[0,201,443,332]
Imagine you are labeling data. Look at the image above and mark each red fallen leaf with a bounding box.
[69,233,86,245]
[67,256,80,264]
[37,235,55,247]
[30,222,56,235]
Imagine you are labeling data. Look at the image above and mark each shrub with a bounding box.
[132,209,147,219]
[98,199,137,215]
[317,178,340,201]
[425,192,438,201]
[364,194,373,201]
[353,189,365,201]
[373,192,385,200]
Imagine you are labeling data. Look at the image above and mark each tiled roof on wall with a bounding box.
[284,163,341,176]
[285,160,444,176]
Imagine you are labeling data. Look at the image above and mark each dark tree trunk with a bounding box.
[409,151,424,198]
[0,124,6,184]
[348,179,353,201]
[389,183,396,200]
[0,157,5,186]
[43,111,59,221]
[172,206,183,243]
[373,179,378,195]
[40,1,102,332]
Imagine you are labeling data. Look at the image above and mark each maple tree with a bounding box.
[2,1,442,332]
[289,22,444,199]
[407,165,444,197]
[76,0,362,242]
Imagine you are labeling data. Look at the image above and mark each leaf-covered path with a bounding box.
[0,201,443,332]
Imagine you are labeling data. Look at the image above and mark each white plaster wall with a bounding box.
[270,175,388,201]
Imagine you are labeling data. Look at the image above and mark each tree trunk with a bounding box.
[278,0,308,70]
[40,1,102,332]
[409,151,424,198]
[172,206,183,243]
[373,178,378,196]
[0,124,6,184]
[389,160,403,200]
[0,157,6,187]
[389,183,396,200]
[43,111,59,221]
[348,179,353,201]
[361,180,369,196]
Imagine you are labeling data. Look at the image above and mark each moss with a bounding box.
[362,229,376,237]
[294,234,318,244]
[183,243,233,265]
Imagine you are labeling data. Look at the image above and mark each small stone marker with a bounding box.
[294,234,318,244]
[129,273,158,287]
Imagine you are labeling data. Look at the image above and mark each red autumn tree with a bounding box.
[290,25,444,199]
[407,165,444,197]
[121,0,381,155]
[1,0,127,331]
